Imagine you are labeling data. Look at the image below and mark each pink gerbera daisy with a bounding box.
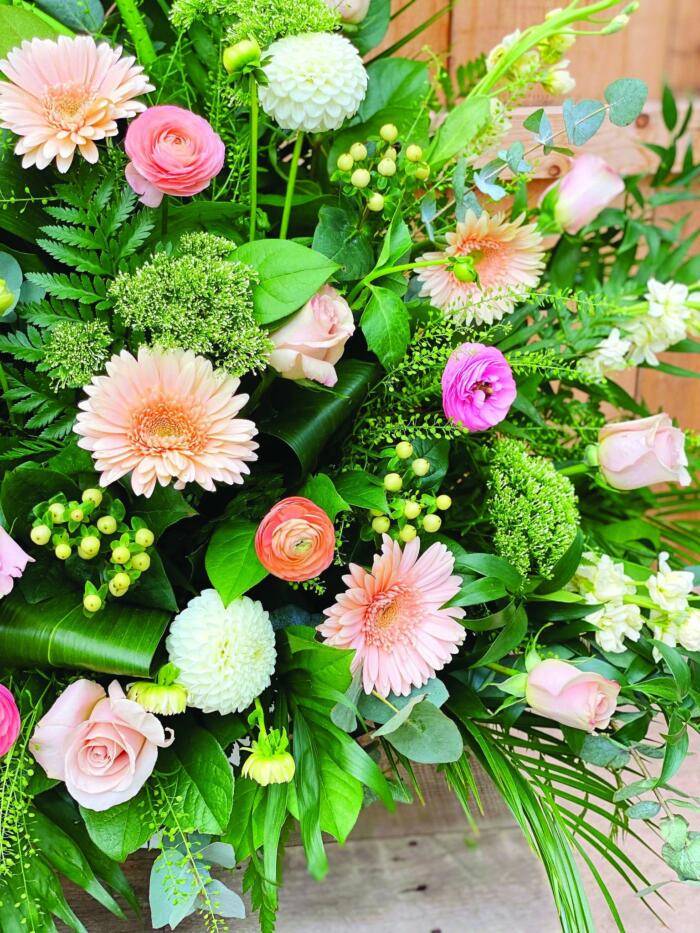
[74,348,258,498]
[318,535,466,697]
[0,35,153,172]
[415,210,545,325]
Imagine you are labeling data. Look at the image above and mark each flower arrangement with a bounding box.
[0,0,698,930]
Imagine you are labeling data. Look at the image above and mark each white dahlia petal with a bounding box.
[259,33,367,133]
[166,590,277,715]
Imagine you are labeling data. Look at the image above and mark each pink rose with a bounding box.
[541,154,624,234]
[30,679,174,811]
[269,285,355,387]
[598,413,690,490]
[0,684,21,757]
[0,526,33,598]
[441,342,516,431]
[526,659,619,732]
[323,0,370,23]
[124,105,225,208]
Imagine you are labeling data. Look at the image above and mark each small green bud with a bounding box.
[395,441,413,460]
[134,528,155,548]
[405,144,423,162]
[109,572,130,597]
[351,168,371,188]
[336,152,354,172]
[411,458,430,477]
[112,545,131,564]
[367,192,385,212]
[422,513,442,533]
[414,163,430,181]
[48,502,66,524]
[383,147,398,161]
[371,516,391,534]
[384,472,403,492]
[131,552,151,572]
[349,142,367,161]
[69,507,84,523]
[379,123,398,143]
[31,525,51,546]
[97,515,118,535]
[81,488,103,507]
[78,535,100,559]
[436,494,452,510]
[55,543,72,560]
[399,524,417,543]
[223,37,261,74]
[403,500,421,520]
[377,158,396,177]
[83,594,102,613]
[452,257,477,283]
[0,279,15,315]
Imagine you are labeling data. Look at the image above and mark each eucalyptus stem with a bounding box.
[279,132,304,240]
[249,75,259,241]
[371,690,401,714]
[114,0,157,69]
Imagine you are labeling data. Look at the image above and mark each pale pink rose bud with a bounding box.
[541,154,624,234]
[323,0,371,24]
[269,285,355,388]
[598,414,690,490]
[526,658,619,732]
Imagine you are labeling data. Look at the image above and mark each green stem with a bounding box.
[348,257,453,306]
[279,132,304,240]
[556,462,590,476]
[371,690,401,714]
[487,662,521,677]
[249,75,259,241]
[160,197,169,237]
[114,0,157,69]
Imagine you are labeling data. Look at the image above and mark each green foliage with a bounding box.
[487,437,580,578]
[40,319,112,389]
[170,0,339,46]
[206,519,268,604]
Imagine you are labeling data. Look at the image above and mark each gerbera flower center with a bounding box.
[130,401,207,453]
[43,82,96,130]
[363,584,421,649]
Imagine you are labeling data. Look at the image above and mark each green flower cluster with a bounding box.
[110,233,271,377]
[41,319,112,389]
[171,0,339,48]
[487,437,579,577]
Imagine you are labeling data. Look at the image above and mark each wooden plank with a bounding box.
[376,0,452,61]
[665,0,700,93]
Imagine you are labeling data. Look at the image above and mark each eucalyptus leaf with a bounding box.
[358,677,449,724]
[626,801,661,821]
[562,99,606,145]
[604,78,648,127]
[379,700,463,764]
[35,0,104,31]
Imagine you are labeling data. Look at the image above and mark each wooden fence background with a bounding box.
[381,0,700,430]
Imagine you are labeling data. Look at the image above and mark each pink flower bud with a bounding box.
[541,154,624,234]
[0,685,21,757]
[323,0,371,24]
[526,658,619,732]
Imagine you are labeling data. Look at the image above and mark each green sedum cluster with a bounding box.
[170,0,339,48]
[487,437,579,577]
[110,232,271,377]
[41,319,112,389]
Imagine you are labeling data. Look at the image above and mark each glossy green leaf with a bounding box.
[361,285,410,368]
[312,205,374,282]
[205,519,268,605]
[298,472,349,521]
[129,484,197,540]
[81,789,152,862]
[427,96,490,168]
[351,0,390,55]
[0,5,65,60]
[470,604,528,667]
[333,469,388,513]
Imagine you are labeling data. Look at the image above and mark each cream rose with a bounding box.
[598,414,690,490]
[525,658,620,732]
[269,285,355,387]
[30,679,173,811]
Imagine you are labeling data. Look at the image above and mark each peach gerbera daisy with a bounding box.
[318,535,466,697]
[0,36,153,173]
[74,348,258,498]
[415,210,545,325]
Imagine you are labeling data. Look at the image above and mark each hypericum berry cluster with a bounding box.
[29,488,156,615]
[367,442,452,543]
[332,124,430,217]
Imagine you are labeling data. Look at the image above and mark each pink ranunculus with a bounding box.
[598,413,690,490]
[124,105,225,208]
[323,0,371,23]
[526,659,620,732]
[269,285,355,388]
[0,526,33,598]
[0,684,21,757]
[541,154,624,234]
[30,679,174,811]
[255,496,335,582]
[441,342,516,431]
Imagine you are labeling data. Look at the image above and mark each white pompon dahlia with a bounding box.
[259,33,368,133]
[166,590,276,715]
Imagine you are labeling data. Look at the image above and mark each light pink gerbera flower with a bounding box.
[0,35,153,172]
[74,348,258,498]
[318,535,466,697]
[415,211,545,325]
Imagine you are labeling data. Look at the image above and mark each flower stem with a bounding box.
[279,132,304,240]
[160,197,169,237]
[486,661,521,677]
[556,462,590,476]
[347,257,452,306]
[371,690,401,714]
[114,0,157,69]
[249,75,259,241]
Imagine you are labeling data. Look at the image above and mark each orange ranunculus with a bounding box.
[255,497,335,582]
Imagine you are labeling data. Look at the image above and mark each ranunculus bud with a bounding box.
[525,658,619,732]
[441,343,516,432]
[541,155,624,234]
[323,0,371,25]
[223,37,261,75]
[597,414,690,490]
[0,279,15,315]
[0,685,21,757]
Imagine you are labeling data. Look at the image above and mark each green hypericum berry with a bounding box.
[384,472,403,492]
[78,536,100,559]
[367,192,385,212]
[371,516,391,534]
[436,494,452,510]
[415,163,430,181]
[379,123,398,142]
[377,158,396,177]
[31,525,51,546]
[383,147,398,161]
[351,168,371,188]
[131,552,151,572]
[134,528,155,548]
[405,144,423,162]
[109,572,130,597]
[48,502,66,523]
[81,488,103,507]
[395,441,413,459]
[399,524,417,542]
[403,500,421,520]
[422,514,442,533]
[349,142,367,161]
[336,153,354,172]
[69,507,85,523]
[412,458,430,477]
[112,545,131,564]
[97,515,118,535]
[83,594,102,613]
[55,543,72,560]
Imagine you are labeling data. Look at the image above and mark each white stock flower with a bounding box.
[678,608,700,652]
[645,279,691,320]
[485,29,521,72]
[625,279,691,365]
[259,33,367,133]
[649,611,680,661]
[541,61,576,95]
[166,589,276,715]
[586,600,643,654]
[578,328,631,380]
[647,552,694,614]
[570,551,636,604]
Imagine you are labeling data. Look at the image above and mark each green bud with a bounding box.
[379,123,398,143]
[69,507,84,523]
[109,572,130,597]
[367,192,385,212]
[349,142,367,161]
[411,458,430,477]
[384,472,403,492]
[422,513,442,533]
[383,147,398,161]
[371,516,391,534]
[134,528,155,548]
[131,552,151,572]
[223,37,261,74]
[436,494,452,510]
[97,515,118,535]
[399,524,417,543]
[395,441,413,460]
[48,502,66,524]
[55,543,72,560]
[31,525,51,546]
[112,545,131,564]
[377,158,396,177]
[405,144,423,162]
[351,168,371,188]
[452,257,477,283]
[403,500,421,520]
[78,535,100,559]
[414,163,430,181]
[81,488,103,507]
[336,153,354,172]
[83,594,102,613]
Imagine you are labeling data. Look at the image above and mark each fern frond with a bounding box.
[39,223,105,252]
[19,298,92,329]
[43,204,90,224]
[114,211,156,262]
[0,438,61,461]
[100,186,138,238]
[35,238,107,275]
[26,272,108,306]
[0,328,46,362]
